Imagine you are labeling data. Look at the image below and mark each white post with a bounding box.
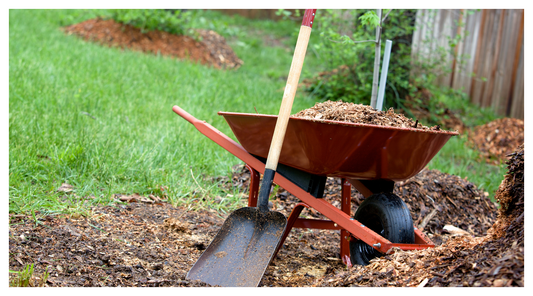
[376,40,393,111]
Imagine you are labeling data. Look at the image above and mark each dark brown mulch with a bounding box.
[292,100,445,131]
[467,118,524,165]
[63,18,243,69]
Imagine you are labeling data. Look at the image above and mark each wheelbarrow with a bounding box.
[173,105,459,285]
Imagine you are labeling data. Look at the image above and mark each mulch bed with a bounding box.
[63,18,243,69]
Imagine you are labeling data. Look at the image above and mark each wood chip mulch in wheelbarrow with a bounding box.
[292,100,446,131]
[467,117,524,165]
[11,145,523,287]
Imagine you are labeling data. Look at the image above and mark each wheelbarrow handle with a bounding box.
[172,105,197,125]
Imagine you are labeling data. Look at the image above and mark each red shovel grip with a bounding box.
[302,9,317,28]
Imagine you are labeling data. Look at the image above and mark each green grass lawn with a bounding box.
[9,9,506,217]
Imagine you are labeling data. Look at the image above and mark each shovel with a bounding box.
[186,9,317,287]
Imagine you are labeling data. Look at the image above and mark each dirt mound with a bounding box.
[63,18,243,69]
[468,118,524,165]
[292,100,443,131]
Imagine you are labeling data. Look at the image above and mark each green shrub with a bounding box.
[108,9,191,35]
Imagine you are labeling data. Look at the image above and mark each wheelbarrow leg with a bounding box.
[340,179,352,267]
[246,164,260,207]
[272,203,309,259]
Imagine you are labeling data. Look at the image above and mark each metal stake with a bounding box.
[376,40,392,111]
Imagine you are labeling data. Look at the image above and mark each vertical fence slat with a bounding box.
[510,41,524,119]
[508,10,525,119]
[477,10,498,108]
[469,9,487,105]
[498,10,521,115]
[486,9,507,109]
[450,9,465,89]
[456,9,482,94]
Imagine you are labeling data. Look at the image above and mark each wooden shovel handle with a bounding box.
[265,9,316,171]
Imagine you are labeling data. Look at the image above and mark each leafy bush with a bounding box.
[108,9,191,35]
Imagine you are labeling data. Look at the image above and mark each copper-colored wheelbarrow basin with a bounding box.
[219,112,459,181]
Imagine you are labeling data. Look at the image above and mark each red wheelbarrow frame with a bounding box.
[173,105,434,266]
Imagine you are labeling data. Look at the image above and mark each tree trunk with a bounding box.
[370,9,382,108]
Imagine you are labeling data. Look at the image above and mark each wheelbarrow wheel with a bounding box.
[349,192,414,266]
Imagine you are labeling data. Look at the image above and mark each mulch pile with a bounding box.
[467,118,524,165]
[292,100,445,131]
[312,144,524,287]
[63,18,243,69]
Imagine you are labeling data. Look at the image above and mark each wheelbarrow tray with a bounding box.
[219,112,459,181]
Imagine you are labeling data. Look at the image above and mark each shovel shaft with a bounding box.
[259,9,316,212]
[265,10,315,171]
[258,169,275,211]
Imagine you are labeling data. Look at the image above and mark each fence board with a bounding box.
[510,41,524,119]
[453,10,481,94]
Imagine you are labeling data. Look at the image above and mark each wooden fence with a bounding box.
[411,9,524,119]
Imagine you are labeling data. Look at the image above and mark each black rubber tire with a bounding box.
[349,192,414,266]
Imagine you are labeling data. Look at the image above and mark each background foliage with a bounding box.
[108,9,192,36]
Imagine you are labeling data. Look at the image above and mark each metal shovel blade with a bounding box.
[186,207,287,287]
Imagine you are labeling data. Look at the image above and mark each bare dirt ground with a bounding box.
[8,20,525,287]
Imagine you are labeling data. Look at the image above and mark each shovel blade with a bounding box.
[187,207,287,287]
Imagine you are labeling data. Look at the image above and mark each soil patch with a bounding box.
[63,18,243,69]
[293,100,444,131]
